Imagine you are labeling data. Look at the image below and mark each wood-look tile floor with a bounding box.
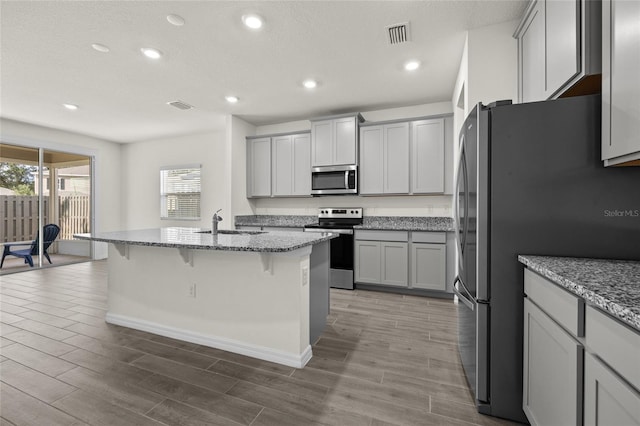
[0,261,519,426]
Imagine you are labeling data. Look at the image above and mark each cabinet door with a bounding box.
[247,137,271,197]
[291,134,311,196]
[410,243,446,290]
[334,116,357,165]
[602,0,640,164]
[544,0,579,97]
[384,122,410,194]
[584,353,640,426]
[311,120,332,166]
[411,119,444,194]
[381,242,408,287]
[271,135,293,196]
[523,298,583,426]
[359,126,384,195]
[520,1,546,103]
[354,240,380,283]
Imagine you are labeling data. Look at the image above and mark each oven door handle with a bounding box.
[304,228,354,235]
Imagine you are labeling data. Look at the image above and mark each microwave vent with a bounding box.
[386,22,411,45]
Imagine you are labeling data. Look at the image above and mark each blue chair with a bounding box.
[1,224,60,268]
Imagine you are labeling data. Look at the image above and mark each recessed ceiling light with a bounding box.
[404,60,421,71]
[91,43,110,53]
[242,14,263,29]
[141,47,163,59]
[167,14,185,26]
[63,103,79,110]
[303,79,318,89]
[225,96,239,103]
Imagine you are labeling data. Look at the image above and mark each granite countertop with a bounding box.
[235,215,455,232]
[519,255,640,331]
[234,215,317,228]
[355,216,454,232]
[75,227,337,253]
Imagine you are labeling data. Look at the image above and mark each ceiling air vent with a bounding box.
[167,100,194,110]
[386,22,411,45]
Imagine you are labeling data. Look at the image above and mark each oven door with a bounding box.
[303,228,354,289]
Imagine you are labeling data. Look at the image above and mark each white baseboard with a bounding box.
[105,312,312,369]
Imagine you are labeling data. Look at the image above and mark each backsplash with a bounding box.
[252,195,453,217]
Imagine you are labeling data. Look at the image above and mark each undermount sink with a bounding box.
[196,230,266,235]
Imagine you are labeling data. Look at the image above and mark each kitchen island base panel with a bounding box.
[106,242,329,368]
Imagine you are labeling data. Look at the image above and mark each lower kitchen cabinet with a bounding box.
[584,352,640,426]
[410,243,445,290]
[522,297,583,426]
[354,239,408,287]
[355,230,447,292]
[523,268,640,426]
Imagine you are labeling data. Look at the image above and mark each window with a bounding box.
[160,165,201,220]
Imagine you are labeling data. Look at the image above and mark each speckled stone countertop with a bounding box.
[234,215,317,228]
[355,216,454,232]
[235,215,455,232]
[75,227,337,253]
[519,255,640,331]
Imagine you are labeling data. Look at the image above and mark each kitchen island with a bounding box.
[75,227,336,368]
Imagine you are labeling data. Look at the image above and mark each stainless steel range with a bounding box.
[304,208,363,290]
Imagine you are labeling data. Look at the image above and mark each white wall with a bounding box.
[467,20,519,113]
[227,115,257,218]
[120,131,227,230]
[246,102,455,218]
[1,118,122,258]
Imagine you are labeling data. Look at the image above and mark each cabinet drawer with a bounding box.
[524,269,584,337]
[412,232,446,244]
[355,230,408,242]
[586,305,640,391]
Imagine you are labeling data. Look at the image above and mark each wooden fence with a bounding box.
[0,195,90,243]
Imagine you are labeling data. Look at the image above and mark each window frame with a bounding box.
[160,164,201,221]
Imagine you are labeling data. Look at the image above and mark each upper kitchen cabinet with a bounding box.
[411,118,445,194]
[246,136,272,198]
[360,122,410,195]
[247,132,311,198]
[311,113,364,167]
[515,0,601,103]
[601,0,640,167]
[272,133,311,196]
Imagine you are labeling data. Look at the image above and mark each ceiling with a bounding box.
[0,1,527,144]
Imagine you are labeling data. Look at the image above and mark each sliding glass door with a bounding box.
[0,143,93,273]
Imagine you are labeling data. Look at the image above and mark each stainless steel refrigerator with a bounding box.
[453,94,640,423]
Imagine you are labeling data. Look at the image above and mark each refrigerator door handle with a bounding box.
[453,276,475,311]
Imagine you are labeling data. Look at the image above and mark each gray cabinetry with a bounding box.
[311,114,361,167]
[515,0,601,103]
[522,267,640,426]
[354,231,408,287]
[602,0,640,166]
[359,123,410,195]
[522,295,583,426]
[410,232,446,291]
[584,353,640,426]
[247,132,311,198]
[518,0,545,102]
[272,133,311,197]
[246,137,272,198]
[584,305,640,425]
[411,118,445,194]
[355,230,448,291]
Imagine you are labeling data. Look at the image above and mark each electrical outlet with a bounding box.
[302,267,309,286]
[188,283,197,298]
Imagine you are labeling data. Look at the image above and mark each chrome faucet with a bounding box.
[212,209,223,235]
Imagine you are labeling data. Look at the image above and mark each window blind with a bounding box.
[160,166,201,220]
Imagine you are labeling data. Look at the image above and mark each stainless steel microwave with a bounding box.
[311,165,357,195]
